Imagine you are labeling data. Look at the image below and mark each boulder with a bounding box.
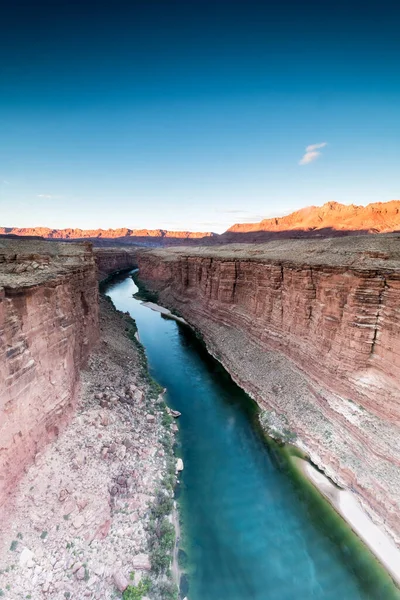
[20,547,35,568]
[113,570,129,592]
[131,553,151,571]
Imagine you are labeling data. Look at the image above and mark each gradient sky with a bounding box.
[1,0,400,233]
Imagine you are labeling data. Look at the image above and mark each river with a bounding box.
[105,271,399,600]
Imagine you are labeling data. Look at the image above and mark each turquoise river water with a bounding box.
[105,272,399,600]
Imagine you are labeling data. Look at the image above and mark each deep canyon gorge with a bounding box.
[1,234,400,598]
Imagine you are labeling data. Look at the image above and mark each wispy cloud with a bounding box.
[299,142,327,165]
[37,194,61,199]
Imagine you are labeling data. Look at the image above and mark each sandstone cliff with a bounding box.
[222,201,400,242]
[0,240,99,508]
[0,226,215,246]
[135,235,400,545]
[94,247,138,281]
[3,200,400,248]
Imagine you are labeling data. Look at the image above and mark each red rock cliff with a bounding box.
[222,201,400,242]
[0,226,215,246]
[135,236,400,545]
[0,240,99,508]
[94,248,138,280]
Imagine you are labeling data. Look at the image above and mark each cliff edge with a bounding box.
[0,240,99,509]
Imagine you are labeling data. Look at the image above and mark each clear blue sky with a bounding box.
[1,0,399,233]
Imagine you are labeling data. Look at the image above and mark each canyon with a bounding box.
[0,238,179,599]
[2,231,400,595]
[94,247,140,280]
[134,234,400,548]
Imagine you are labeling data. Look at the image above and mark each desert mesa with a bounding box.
[2,200,400,246]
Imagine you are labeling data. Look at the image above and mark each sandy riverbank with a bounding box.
[141,301,188,324]
[294,457,400,588]
[171,501,181,590]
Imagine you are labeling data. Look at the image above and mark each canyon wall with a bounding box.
[135,236,400,545]
[0,240,99,508]
[94,247,138,280]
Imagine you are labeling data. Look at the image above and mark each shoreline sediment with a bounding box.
[141,301,188,325]
[294,457,400,588]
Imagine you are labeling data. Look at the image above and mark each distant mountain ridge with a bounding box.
[0,226,215,240]
[2,201,400,246]
[223,201,400,240]
[0,227,217,246]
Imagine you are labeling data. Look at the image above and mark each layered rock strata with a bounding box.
[135,236,400,545]
[0,226,215,246]
[221,200,400,242]
[0,296,175,599]
[94,247,138,280]
[0,239,99,509]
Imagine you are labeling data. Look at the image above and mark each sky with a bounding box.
[1,0,400,233]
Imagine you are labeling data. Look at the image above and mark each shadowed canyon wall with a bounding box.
[94,248,138,280]
[135,237,400,545]
[0,240,99,508]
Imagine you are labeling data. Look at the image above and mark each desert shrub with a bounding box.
[122,574,151,600]
[152,580,178,600]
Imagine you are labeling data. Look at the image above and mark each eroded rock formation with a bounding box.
[135,235,400,545]
[4,201,400,248]
[222,200,400,242]
[94,247,138,280]
[0,240,99,508]
[0,226,216,246]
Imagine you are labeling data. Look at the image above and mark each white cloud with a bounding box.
[299,142,327,165]
[306,142,327,152]
[37,194,62,200]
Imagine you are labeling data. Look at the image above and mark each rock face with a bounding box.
[0,226,216,246]
[0,294,176,598]
[94,248,138,280]
[3,200,400,248]
[221,200,400,242]
[135,236,400,545]
[0,239,99,508]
